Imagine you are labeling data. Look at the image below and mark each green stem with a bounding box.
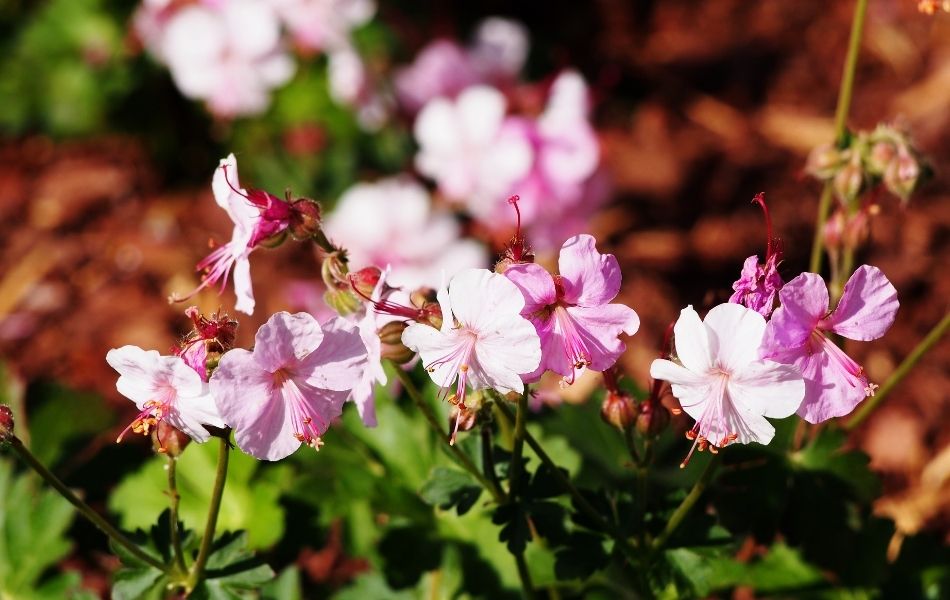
[514,551,536,600]
[494,402,638,563]
[167,455,187,576]
[480,425,505,504]
[186,436,230,592]
[650,457,718,555]
[508,389,535,599]
[845,310,950,430]
[392,365,508,504]
[8,436,167,572]
[808,0,869,274]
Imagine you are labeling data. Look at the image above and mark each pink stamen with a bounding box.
[813,330,868,391]
[424,331,478,440]
[348,274,429,322]
[277,372,328,450]
[553,306,591,387]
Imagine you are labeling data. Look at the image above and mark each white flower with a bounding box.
[106,346,226,445]
[650,303,804,465]
[402,269,541,439]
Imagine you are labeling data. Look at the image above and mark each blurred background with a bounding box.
[0,0,947,597]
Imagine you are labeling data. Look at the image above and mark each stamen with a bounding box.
[508,195,522,238]
[553,306,592,387]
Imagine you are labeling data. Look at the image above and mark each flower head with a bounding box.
[762,265,899,423]
[650,304,805,466]
[729,193,784,318]
[173,306,239,381]
[210,312,367,460]
[505,234,640,385]
[106,346,226,449]
[401,268,541,442]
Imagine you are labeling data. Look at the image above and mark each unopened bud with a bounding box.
[636,402,670,436]
[823,210,846,252]
[600,392,638,431]
[152,421,190,456]
[289,198,323,241]
[866,140,897,176]
[324,288,361,316]
[321,252,350,290]
[378,321,406,346]
[379,321,415,363]
[350,266,381,299]
[0,405,14,445]
[884,151,920,201]
[833,161,864,201]
[805,143,844,180]
[410,287,436,309]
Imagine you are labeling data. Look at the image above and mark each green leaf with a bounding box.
[261,565,302,600]
[793,427,879,501]
[419,466,483,516]
[554,532,609,581]
[191,531,275,599]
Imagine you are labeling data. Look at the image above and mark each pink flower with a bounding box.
[106,346,226,447]
[171,154,262,315]
[401,268,541,442]
[268,0,374,54]
[729,193,784,317]
[348,269,399,427]
[650,304,805,466]
[323,176,487,289]
[173,307,238,381]
[761,265,899,423]
[138,0,295,118]
[210,312,367,460]
[505,234,639,385]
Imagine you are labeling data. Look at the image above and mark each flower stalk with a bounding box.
[7,436,167,572]
[508,389,535,599]
[186,435,231,592]
[167,455,188,576]
[650,456,718,555]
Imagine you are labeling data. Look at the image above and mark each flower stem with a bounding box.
[392,364,508,504]
[167,455,187,575]
[186,435,230,592]
[514,551,536,600]
[809,0,869,274]
[494,402,638,563]
[7,436,167,572]
[650,457,717,555]
[480,425,505,504]
[508,389,535,599]
[845,309,950,431]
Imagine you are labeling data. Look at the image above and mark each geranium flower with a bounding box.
[729,193,784,317]
[650,304,805,465]
[106,346,226,447]
[210,312,367,460]
[323,176,487,289]
[505,234,639,385]
[761,265,899,423]
[401,268,541,442]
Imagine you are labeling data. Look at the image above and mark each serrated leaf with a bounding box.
[419,467,482,516]
[110,567,168,600]
[492,503,531,555]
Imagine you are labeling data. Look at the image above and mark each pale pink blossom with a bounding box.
[651,304,805,465]
[268,0,374,53]
[323,176,487,289]
[107,346,225,445]
[327,47,391,130]
[761,265,899,423]
[171,154,261,315]
[348,269,399,427]
[210,312,367,461]
[401,268,541,442]
[136,0,294,118]
[505,234,639,385]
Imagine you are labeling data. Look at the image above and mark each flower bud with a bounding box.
[324,288,361,316]
[0,405,14,445]
[805,143,844,180]
[833,161,864,201]
[823,209,846,253]
[350,266,382,299]
[636,402,670,436]
[600,392,638,431]
[379,321,415,364]
[321,252,350,290]
[288,197,323,241]
[865,140,897,176]
[152,421,190,456]
[884,151,920,201]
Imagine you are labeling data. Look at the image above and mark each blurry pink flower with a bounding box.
[650,304,805,465]
[323,176,487,289]
[139,0,294,117]
[730,193,784,318]
[414,86,534,205]
[327,48,390,130]
[210,312,367,460]
[762,265,899,423]
[402,268,541,442]
[505,234,639,385]
[268,0,374,53]
[394,17,528,114]
[171,154,260,315]
[107,346,225,446]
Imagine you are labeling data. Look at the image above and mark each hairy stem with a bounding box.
[186,435,230,592]
[809,0,869,274]
[167,455,187,576]
[392,365,507,503]
[846,310,950,430]
[8,436,167,572]
[650,457,718,555]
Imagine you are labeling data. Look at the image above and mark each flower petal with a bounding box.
[673,305,712,373]
[107,346,164,407]
[232,253,255,315]
[827,265,899,341]
[210,349,279,434]
[794,351,869,424]
[776,272,828,328]
[472,316,541,392]
[252,312,324,373]
[448,268,525,331]
[557,234,621,306]
[650,358,710,415]
[298,317,368,392]
[703,303,765,372]
[401,323,461,388]
[504,263,557,314]
[566,303,639,371]
[729,360,804,419]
